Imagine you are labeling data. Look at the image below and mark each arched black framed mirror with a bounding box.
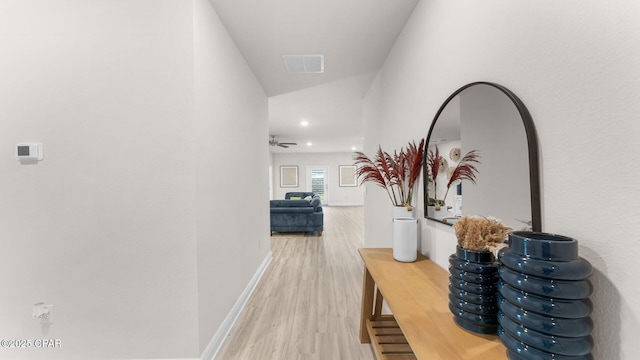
[423,82,541,232]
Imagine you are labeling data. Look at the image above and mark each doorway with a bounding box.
[306,166,328,205]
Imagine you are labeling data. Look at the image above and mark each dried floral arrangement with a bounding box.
[426,145,481,207]
[353,139,425,210]
[454,216,512,252]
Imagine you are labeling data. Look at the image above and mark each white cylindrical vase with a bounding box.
[392,218,418,262]
[393,206,416,219]
[426,205,449,220]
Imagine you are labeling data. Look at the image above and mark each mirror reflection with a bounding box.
[424,83,540,231]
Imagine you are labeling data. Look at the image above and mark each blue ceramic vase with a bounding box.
[448,246,500,334]
[498,231,594,360]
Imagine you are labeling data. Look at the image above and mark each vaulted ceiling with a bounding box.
[209,0,419,152]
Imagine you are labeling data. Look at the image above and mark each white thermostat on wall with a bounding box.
[16,143,43,162]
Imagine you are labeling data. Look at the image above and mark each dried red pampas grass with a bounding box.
[443,149,481,200]
[427,146,481,205]
[353,139,425,209]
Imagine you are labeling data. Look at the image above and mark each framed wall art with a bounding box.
[339,165,357,187]
[280,165,299,187]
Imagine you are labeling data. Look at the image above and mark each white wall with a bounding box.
[271,152,364,206]
[193,0,270,354]
[0,1,269,359]
[362,1,640,359]
[362,74,395,248]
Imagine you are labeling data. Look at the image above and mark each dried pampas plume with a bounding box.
[454,216,512,252]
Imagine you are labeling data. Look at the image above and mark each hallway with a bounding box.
[217,206,375,359]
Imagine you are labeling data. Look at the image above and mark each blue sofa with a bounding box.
[270,192,323,236]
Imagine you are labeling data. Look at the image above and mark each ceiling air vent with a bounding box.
[282,55,324,73]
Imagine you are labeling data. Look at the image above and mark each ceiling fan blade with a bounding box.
[279,142,297,146]
[278,144,289,148]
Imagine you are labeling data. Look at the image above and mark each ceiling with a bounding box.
[209,0,418,153]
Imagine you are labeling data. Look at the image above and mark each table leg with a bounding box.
[359,265,375,343]
[374,288,383,318]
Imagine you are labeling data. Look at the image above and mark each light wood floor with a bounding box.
[216,206,376,360]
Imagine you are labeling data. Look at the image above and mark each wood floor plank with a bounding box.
[216,206,375,360]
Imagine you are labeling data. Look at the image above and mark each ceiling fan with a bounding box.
[269,135,297,148]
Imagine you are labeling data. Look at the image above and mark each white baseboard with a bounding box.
[201,251,273,360]
[327,202,364,207]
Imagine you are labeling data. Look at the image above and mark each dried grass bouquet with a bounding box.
[426,145,481,207]
[454,216,512,252]
[353,139,425,210]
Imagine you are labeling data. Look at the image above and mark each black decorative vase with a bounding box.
[497,231,594,360]
[448,245,500,334]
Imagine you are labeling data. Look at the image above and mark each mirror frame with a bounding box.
[423,81,541,232]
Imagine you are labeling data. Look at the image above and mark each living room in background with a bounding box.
[339,165,357,187]
[280,165,298,187]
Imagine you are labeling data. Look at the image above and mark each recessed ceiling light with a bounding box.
[300,120,309,127]
[351,146,357,151]
[306,142,312,146]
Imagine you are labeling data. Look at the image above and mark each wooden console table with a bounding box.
[359,248,507,360]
